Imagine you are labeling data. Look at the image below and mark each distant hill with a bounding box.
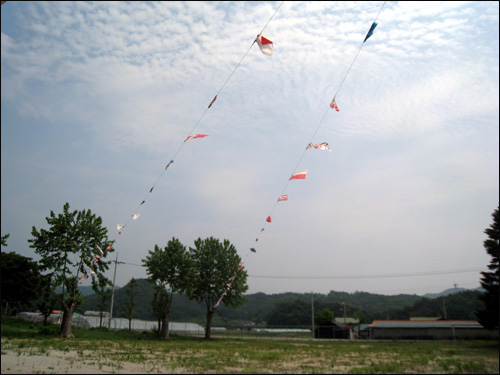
[75,280,484,325]
[423,287,467,299]
[55,284,114,297]
[423,286,483,299]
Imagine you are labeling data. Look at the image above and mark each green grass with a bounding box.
[1,316,498,374]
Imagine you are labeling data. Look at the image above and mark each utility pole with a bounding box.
[311,292,315,339]
[108,252,124,329]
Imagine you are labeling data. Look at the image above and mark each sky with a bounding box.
[1,1,499,297]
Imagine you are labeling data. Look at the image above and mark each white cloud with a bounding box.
[1,1,497,295]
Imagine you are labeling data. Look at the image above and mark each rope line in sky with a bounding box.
[214,1,388,309]
[81,2,285,284]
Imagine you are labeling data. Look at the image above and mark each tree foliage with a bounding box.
[142,238,193,339]
[476,205,500,330]
[0,251,41,313]
[267,299,311,327]
[121,278,138,330]
[1,233,10,247]
[28,202,112,337]
[188,237,248,339]
[95,277,112,328]
[315,308,335,326]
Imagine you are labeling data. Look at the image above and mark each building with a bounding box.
[368,318,499,340]
[315,320,351,339]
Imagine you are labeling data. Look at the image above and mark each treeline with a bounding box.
[77,278,484,326]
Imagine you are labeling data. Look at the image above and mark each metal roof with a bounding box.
[370,320,482,329]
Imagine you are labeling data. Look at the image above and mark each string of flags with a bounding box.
[213,2,386,309]
[96,1,385,308]
[98,3,285,294]
[77,243,115,282]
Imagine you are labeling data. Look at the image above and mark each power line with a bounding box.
[248,267,486,280]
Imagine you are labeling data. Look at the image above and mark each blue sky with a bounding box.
[1,1,498,296]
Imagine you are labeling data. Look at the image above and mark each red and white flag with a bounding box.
[184,134,209,142]
[266,216,272,223]
[330,97,339,111]
[131,214,140,220]
[278,194,288,202]
[256,34,273,56]
[290,170,307,180]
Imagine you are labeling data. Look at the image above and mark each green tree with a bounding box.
[476,205,499,330]
[188,237,248,339]
[28,203,112,338]
[315,309,335,325]
[35,273,59,326]
[1,233,10,247]
[121,278,138,330]
[267,299,310,327]
[95,276,112,328]
[143,238,193,339]
[151,285,169,335]
[0,251,41,314]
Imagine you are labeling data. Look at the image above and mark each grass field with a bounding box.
[1,317,498,374]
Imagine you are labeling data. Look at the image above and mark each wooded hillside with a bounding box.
[77,279,483,326]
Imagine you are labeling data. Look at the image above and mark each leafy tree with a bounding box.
[28,202,112,338]
[267,299,310,327]
[315,309,335,325]
[143,238,193,339]
[121,278,138,330]
[151,285,170,336]
[0,251,41,314]
[476,205,499,330]
[188,237,248,339]
[36,273,59,326]
[1,233,10,247]
[95,277,112,328]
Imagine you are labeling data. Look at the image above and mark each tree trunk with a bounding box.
[205,310,214,339]
[59,302,76,338]
[160,313,170,339]
[43,313,50,326]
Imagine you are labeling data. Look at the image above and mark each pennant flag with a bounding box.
[251,248,256,253]
[150,186,154,193]
[184,134,209,142]
[140,200,145,205]
[308,142,331,151]
[330,97,340,111]
[278,194,288,202]
[364,21,378,43]
[106,244,113,251]
[97,246,104,256]
[318,142,330,151]
[165,160,175,170]
[290,170,307,180]
[256,34,273,56]
[208,95,217,108]
[255,238,259,241]
[131,214,140,220]
[117,224,125,231]
[266,216,272,223]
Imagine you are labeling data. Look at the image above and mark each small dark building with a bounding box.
[315,320,351,339]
